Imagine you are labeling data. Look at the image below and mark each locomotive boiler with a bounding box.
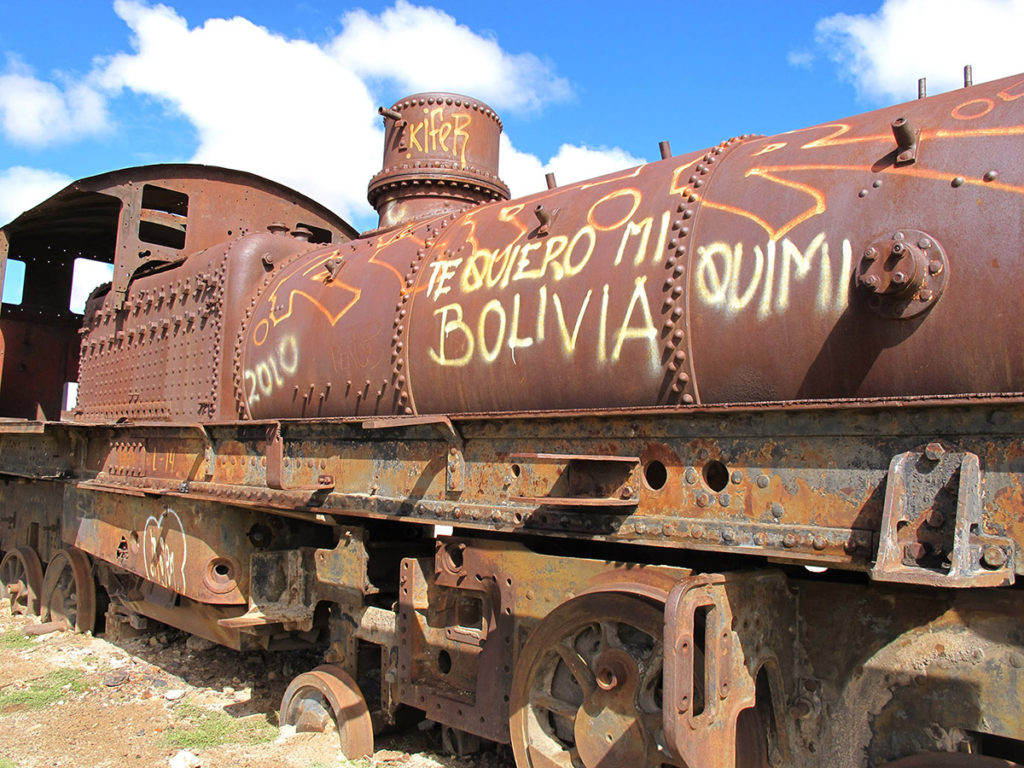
[0,69,1023,768]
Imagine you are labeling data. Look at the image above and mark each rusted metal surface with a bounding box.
[39,399,1020,580]
[663,571,793,768]
[40,546,96,633]
[0,69,1022,768]
[232,74,1024,421]
[279,664,374,759]
[0,545,44,615]
[509,593,670,767]
[368,93,509,229]
[0,165,355,423]
[872,445,1014,587]
[397,537,689,745]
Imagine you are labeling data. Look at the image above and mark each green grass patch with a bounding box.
[160,701,277,751]
[0,668,89,713]
[0,631,33,651]
[0,758,18,768]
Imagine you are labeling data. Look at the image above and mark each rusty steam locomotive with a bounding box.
[0,67,1023,768]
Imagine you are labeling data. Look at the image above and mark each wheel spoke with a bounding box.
[638,641,664,710]
[555,639,595,697]
[531,692,579,721]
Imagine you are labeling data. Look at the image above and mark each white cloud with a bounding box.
[787,50,814,69]
[816,0,1024,102]
[500,135,646,198]
[331,1,570,112]
[0,58,109,146]
[99,0,383,224]
[0,166,72,225]
[0,2,631,229]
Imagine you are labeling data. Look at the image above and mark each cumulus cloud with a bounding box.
[815,0,1024,102]
[0,58,109,146]
[0,166,72,225]
[0,2,635,229]
[500,135,646,198]
[98,0,382,224]
[331,1,570,112]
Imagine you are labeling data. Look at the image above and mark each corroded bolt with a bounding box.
[861,275,880,291]
[925,509,945,528]
[982,546,1007,569]
[862,247,877,260]
[904,542,926,561]
[892,242,905,255]
[924,442,946,461]
[891,271,907,285]
[928,260,943,275]
[918,238,932,249]
[919,289,934,302]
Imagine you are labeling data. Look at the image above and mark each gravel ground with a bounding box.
[0,603,515,768]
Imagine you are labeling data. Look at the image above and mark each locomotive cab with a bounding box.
[0,164,356,421]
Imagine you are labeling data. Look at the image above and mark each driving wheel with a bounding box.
[41,547,96,633]
[279,663,374,759]
[510,592,682,768]
[0,546,44,616]
[510,591,767,768]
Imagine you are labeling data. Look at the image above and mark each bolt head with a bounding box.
[982,546,1007,569]
[891,242,905,255]
[924,442,946,461]
[862,247,877,260]
[861,274,880,291]
[891,271,907,285]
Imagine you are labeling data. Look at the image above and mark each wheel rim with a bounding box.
[279,664,374,759]
[0,546,44,616]
[41,548,96,633]
[510,593,677,768]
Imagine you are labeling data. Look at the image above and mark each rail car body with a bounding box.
[0,73,1023,768]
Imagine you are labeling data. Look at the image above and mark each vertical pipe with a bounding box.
[545,172,557,190]
[659,140,672,159]
[964,65,973,87]
[918,78,927,99]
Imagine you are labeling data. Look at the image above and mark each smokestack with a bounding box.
[367,93,510,230]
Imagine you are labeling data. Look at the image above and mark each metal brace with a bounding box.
[872,444,1014,587]
[663,574,758,768]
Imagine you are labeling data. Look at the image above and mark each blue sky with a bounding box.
[2,0,1024,234]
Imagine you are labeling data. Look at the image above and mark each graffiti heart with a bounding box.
[142,507,188,594]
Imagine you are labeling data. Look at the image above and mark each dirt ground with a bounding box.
[0,603,515,768]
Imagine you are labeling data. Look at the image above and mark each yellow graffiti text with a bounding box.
[695,235,852,319]
[243,336,300,408]
[407,108,471,167]
[429,277,658,369]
